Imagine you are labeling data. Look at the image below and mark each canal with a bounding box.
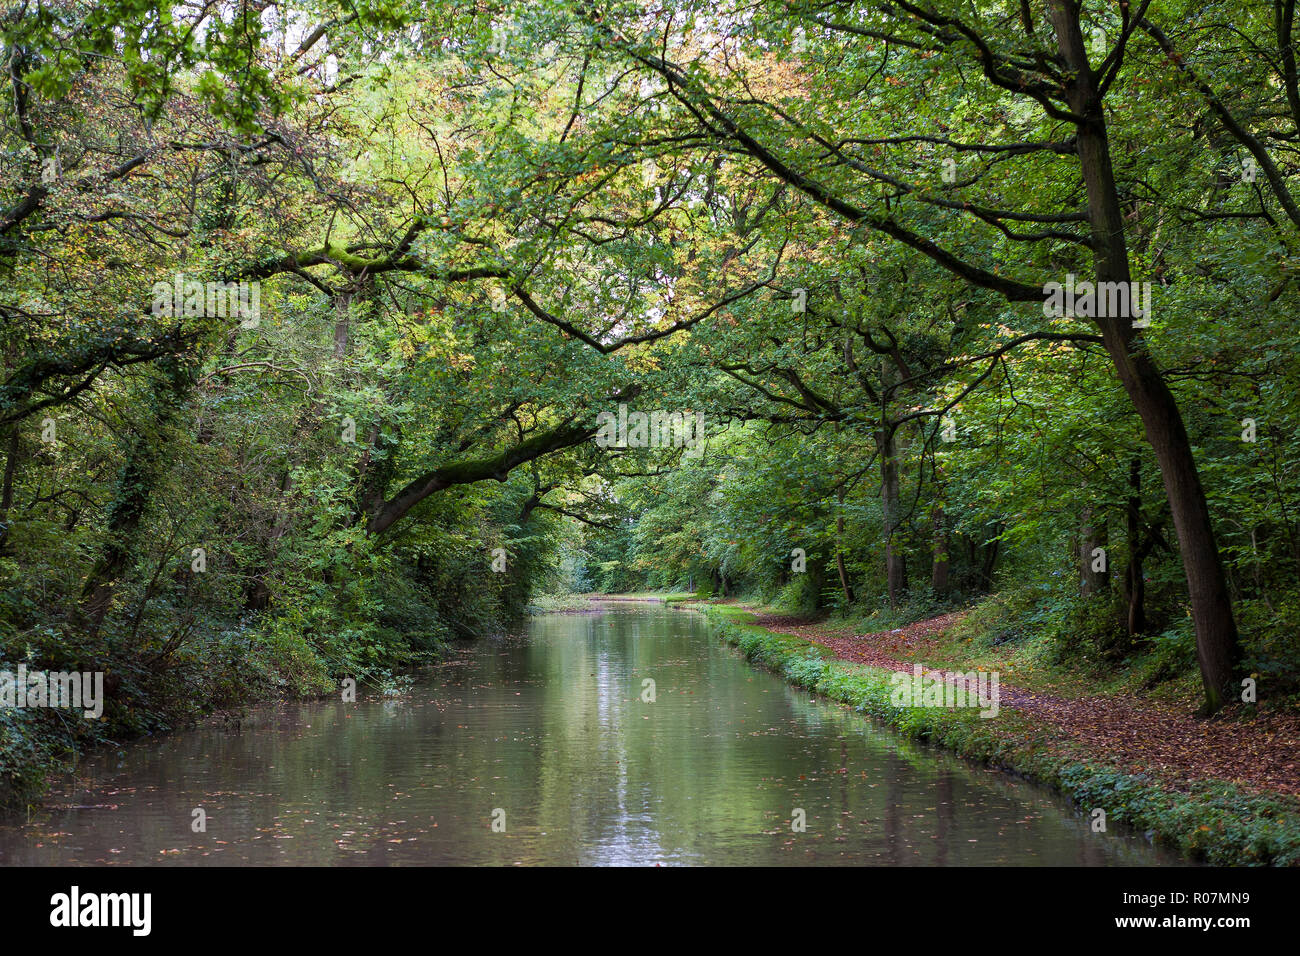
[0,603,1181,865]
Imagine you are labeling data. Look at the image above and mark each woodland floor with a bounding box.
[724,603,1300,798]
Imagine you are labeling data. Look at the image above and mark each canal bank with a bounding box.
[669,598,1300,867]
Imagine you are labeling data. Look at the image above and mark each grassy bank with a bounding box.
[673,599,1300,867]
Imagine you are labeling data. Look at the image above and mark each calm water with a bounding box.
[0,604,1181,865]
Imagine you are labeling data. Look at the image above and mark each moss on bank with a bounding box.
[678,600,1300,867]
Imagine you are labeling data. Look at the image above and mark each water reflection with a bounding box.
[0,605,1183,865]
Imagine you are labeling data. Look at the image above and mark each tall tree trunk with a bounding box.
[836,485,855,605]
[1080,506,1109,598]
[0,426,19,554]
[931,503,949,595]
[930,466,949,594]
[979,523,1003,590]
[1050,0,1239,712]
[879,366,906,607]
[1110,352,1237,709]
[880,438,906,606]
[1122,457,1147,637]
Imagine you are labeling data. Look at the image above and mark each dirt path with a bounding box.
[742,608,1300,798]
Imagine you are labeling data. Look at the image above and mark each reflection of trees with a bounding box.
[936,771,952,867]
[3,608,1174,866]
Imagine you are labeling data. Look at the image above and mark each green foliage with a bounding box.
[1149,622,1199,680]
[3,0,1300,812]
[773,574,824,619]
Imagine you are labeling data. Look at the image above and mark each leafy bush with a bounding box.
[774,574,823,618]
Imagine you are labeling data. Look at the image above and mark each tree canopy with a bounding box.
[3,0,1299,797]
